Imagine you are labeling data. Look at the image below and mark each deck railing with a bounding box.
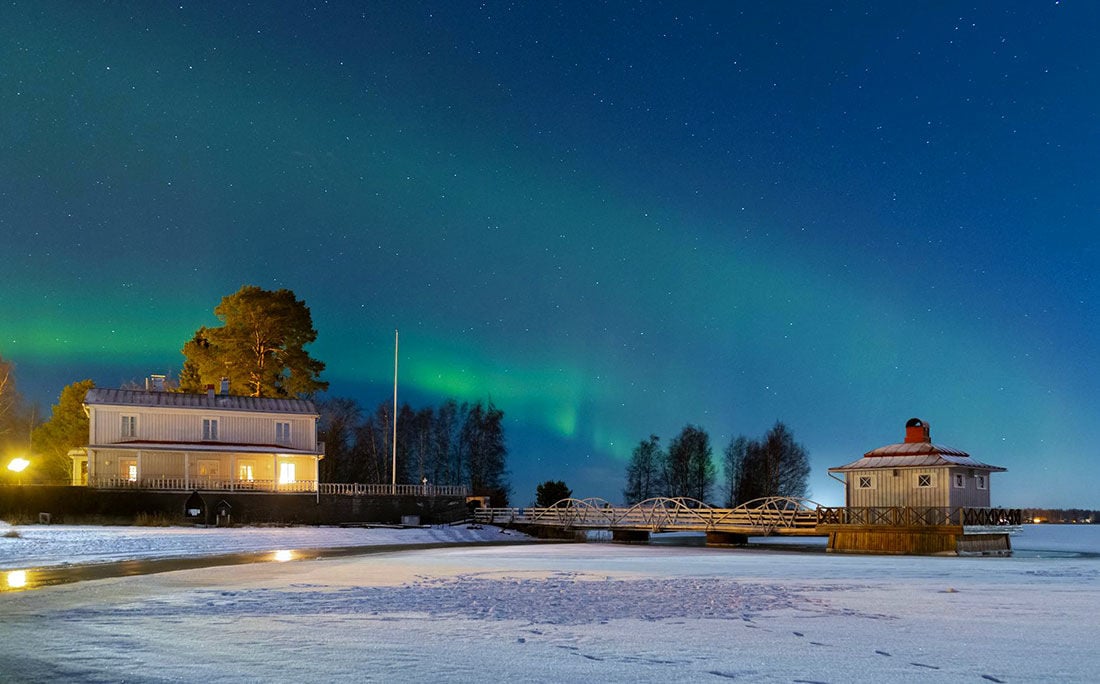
[88,478,468,497]
[318,483,469,497]
[816,507,1022,527]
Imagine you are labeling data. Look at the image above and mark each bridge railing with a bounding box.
[477,502,1023,533]
[474,497,821,533]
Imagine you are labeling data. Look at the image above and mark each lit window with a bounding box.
[917,474,933,488]
[121,415,137,438]
[275,422,291,444]
[202,418,219,441]
[238,462,255,481]
[197,460,219,478]
[279,462,296,484]
[976,475,987,490]
[858,476,873,489]
[127,464,137,482]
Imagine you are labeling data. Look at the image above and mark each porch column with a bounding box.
[184,452,190,491]
[230,453,236,491]
[137,450,143,485]
[272,454,278,491]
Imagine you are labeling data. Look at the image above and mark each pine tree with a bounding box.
[180,285,327,397]
[31,379,95,482]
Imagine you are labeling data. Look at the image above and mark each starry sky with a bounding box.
[2,2,1097,508]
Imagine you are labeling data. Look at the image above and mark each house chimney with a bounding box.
[220,377,230,395]
[905,417,930,443]
[206,384,215,399]
[146,374,166,392]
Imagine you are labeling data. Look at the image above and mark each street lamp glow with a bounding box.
[6,570,27,589]
[7,458,29,473]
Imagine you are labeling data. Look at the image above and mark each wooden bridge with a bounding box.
[474,497,1023,553]
[476,496,822,543]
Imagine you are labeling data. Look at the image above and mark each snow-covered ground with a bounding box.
[1,522,1097,682]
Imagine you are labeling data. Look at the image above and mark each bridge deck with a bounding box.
[473,498,1023,538]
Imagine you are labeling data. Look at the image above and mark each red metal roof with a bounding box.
[829,441,1006,472]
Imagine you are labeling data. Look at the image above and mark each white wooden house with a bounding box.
[73,386,324,492]
[828,418,1006,509]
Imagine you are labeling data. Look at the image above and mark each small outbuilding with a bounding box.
[829,418,1006,509]
[822,418,1017,556]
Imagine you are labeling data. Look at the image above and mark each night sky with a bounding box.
[3,2,1097,508]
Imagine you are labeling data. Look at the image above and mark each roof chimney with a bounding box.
[146,374,166,392]
[220,377,230,395]
[905,417,930,443]
[206,384,215,399]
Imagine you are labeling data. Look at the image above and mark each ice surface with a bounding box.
[0,522,1096,682]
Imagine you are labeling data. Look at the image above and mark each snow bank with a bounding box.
[0,522,518,571]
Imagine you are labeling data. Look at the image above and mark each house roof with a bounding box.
[829,441,1007,472]
[84,388,318,415]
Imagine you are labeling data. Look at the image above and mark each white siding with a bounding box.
[91,406,317,450]
[847,467,994,508]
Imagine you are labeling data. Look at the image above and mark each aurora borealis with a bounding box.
[2,2,1097,507]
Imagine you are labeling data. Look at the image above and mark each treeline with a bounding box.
[1025,509,1098,524]
[0,355,34,459]
[318,397,510,506]
[624,421,809,507]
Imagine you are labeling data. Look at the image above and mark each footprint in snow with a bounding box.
[981,676,1006,683]
[910,662,940,670]
[793,631,804,637]
[707,671,739,680]
[875,650,891,657]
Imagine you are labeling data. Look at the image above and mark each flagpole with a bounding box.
[392,329,399,494]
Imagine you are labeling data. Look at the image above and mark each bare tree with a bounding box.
[623,435,664,504]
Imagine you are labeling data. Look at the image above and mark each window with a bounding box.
[121,459,137,482]
[197,460,220,478]
[120,415,137,438]
[275,422,291,444]
[953,473,966,489]
[238,461,255,482]
[976,475,988,490]
[858,476,874,489]
[279,462,296,484]
[202,418,219,441]
[917,474,933,488]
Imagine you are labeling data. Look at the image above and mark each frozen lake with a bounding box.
[0,523,1097,682]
